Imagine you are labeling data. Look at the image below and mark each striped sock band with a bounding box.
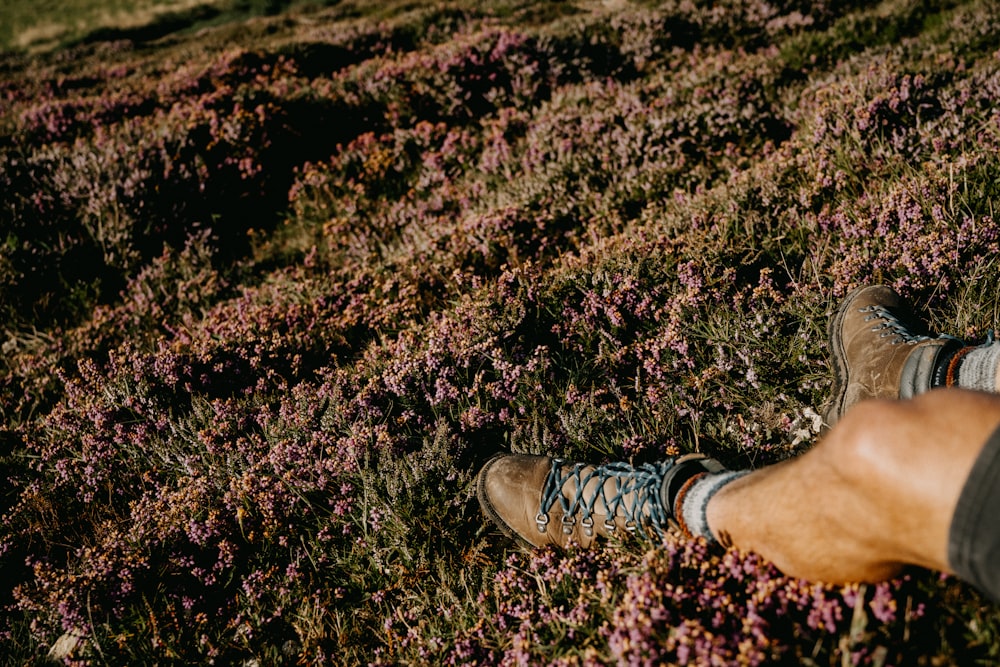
[953,342,1000,392]
[675,470,750,542]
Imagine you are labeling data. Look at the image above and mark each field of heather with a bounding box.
[2,0,1000,664]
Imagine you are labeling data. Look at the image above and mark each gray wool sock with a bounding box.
[954,342,1000,393]
[676,470,750,542]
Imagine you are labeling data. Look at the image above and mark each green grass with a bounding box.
[1,0,210,51]
[0,0,348,52]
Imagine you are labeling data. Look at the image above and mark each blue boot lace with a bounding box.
[859,304,930,345]
[536,458,673,540]
[859,304,970,347]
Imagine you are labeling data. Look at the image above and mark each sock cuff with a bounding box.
[945,346,975,387]
[955,342,1000,392]
[672,472,706,539]
[677,470,750,542]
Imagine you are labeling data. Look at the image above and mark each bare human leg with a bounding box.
[706,388,1000,583]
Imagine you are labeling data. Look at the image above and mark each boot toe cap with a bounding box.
[477,454,553,547]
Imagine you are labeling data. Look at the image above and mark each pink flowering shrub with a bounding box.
[435,542,937,666]
[2,0,1000,664]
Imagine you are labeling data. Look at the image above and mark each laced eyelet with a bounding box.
[858,304,929,345]
[537,458,677,543]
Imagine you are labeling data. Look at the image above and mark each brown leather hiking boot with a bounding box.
[476,453,724,548]
[824,285,963,428]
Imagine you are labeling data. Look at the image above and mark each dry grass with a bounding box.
[4,0,233,51]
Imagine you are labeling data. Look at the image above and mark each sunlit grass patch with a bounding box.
[2,0,225,51]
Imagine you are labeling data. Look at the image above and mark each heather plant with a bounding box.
[2,0,1000,664]
[442,542,950,666]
